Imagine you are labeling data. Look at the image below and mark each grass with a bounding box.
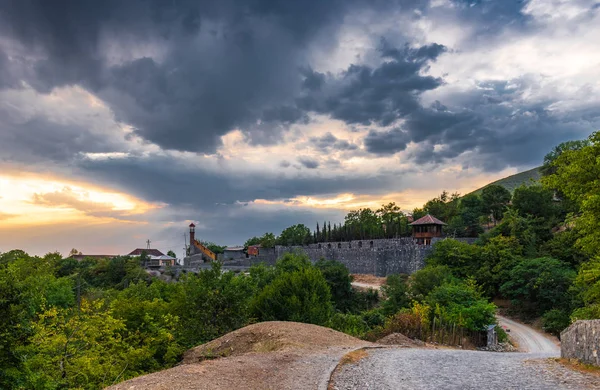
[555,358,600,377]
[339,349,370,366]
[468,167,542,196]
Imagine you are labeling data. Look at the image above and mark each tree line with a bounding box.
[245,179,514,248]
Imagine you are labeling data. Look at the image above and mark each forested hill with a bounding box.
[469,167,541,196]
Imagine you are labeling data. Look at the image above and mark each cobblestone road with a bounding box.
[332,348,600,390]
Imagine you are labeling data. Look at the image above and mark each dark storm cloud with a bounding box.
[0,109,122,165]
[310,132,358,152]
[297,156,320,169]
[297,43,446,127]
[76,154,398,208]
[364,128,410,154]
[0,0,364,153]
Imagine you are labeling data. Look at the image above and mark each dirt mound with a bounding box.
[108,322,370,390]
[183,321,368,364]
[377,333,426,347]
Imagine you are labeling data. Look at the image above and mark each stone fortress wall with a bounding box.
[242,238,432,277]
[561,320,600,366]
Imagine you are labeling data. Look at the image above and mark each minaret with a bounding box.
[189,223,196,244]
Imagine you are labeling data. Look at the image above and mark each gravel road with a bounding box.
[496,315,559,354]
[332,348,600,390]
[333,318,598,389]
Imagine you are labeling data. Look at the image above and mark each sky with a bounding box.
[0,0,599,257]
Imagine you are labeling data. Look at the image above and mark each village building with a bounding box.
[409,214,446,245]
[223,246,246,260]
[247,244,261,257]
[127,248,176,267]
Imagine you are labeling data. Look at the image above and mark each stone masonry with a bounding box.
[561,319,600,366]
[267,238,431,277]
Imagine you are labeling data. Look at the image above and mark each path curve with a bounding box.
[332,348,599,390]
[496,315,560,355]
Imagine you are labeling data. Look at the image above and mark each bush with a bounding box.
[381,274,410,316]
[426,239,481,278]
[426,281,496,331]
[315,259,354,312]
[500,257,575,316]
[409,265,455,301]
[329,313,370,338]
[251,267,333,325]
[496,326,508,343]
[542,309,572,337]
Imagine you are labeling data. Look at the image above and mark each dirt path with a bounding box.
[351,281,381,290]
[496,315,560,355]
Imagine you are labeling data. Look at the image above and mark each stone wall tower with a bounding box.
[189,223,195,244]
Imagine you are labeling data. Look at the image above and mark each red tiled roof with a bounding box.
[409,214,447,226]
[127,248,165,256]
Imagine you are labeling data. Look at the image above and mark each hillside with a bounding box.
[469,167,541,196]
[107,321,370,390]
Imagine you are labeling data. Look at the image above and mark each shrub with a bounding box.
[427,281,496,331]
[542,309,572,337]
[381,274,410,316]
[426,239,481,278]
[500,257,575,316]
[329,313,370,338]
[315,259,354,312]
[409,265,455,301]
[251,267,333,326]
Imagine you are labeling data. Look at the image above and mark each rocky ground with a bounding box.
[331,348,600,390]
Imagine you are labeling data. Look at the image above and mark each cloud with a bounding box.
[0,211,15,220]
[297,156,320,169]
[30,187,139,220]
[0,0,368,154]
[297,43,446,127]
[364,128,410,155]
[310,132,358,152]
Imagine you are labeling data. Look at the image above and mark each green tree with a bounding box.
[381,274,410,316]
[512,185,556,220]
[409,265,456,301]
[540,229,589,267]
[252,267,333,325]
[426,239,481,278]
[481,184,511,224]
[571,257,600,320]
[377,202,405,238]
[244,236,261,247]
[475,236,523,297]
[19,300,135,390]
[277,224,312,246]
[315,259,354,312]
[540,139,590,176]
[167,250,177,258]
[259,232,277,248]
[543,131,600,255]
[172,263,255,347]
[500,257,575,316]
[426,281,496,331]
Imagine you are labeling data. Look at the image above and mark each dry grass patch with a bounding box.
[339,349,369,366]
[352,274,386,286]
[555,358,600,377]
